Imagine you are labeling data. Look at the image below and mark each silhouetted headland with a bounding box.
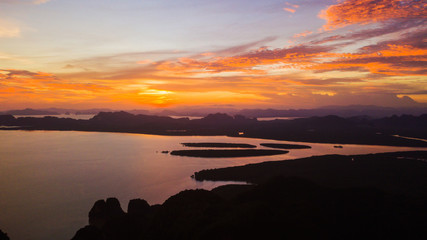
[260,143,311,149]
[194,151,427,197]
[68,151,427,240]
[1,111,427,147]
[170,149,288,158]
[181,142,257,148]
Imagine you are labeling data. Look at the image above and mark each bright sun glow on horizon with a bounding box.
[0,0,426,110]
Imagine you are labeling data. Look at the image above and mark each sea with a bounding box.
[0,129,425,240]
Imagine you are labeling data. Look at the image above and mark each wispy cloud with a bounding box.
[193,36,278,58]
[156,44,337,75]
[283,2,299,13]
[285,2,299,9]
[293,30,313,38]
[283,8,296,13]
[31,0,50,4]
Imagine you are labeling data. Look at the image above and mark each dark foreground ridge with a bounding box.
[181,142,257,148]
[0,229,9,240]
[170,149,288,158]
[67,151,427,240]
[1,111,427,147]
[0,152,421,239]
[260,143,311,149]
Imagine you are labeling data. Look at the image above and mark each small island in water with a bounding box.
[170,149,289,158]
[181,142,257,148]
[260,143,311,149]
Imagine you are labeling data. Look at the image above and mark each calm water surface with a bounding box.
[0,130,425,240]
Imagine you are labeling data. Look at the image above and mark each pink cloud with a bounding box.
[283,8,296,13]
[137,59,153,65]
[293,30,313,38]
[285,2,299,9]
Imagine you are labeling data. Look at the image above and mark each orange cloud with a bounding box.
[285,2,299,9]
[201,52,215,57]
[113,87,271,108]
[283,2,299,14]
[293,30,313,38]
[0,69,116,107]
[283,8,296,13]
[313,44,427,75]
[4,11,425,110]
[157,44,340,76]
[0,68,274,108]
[155,40,427,78]
[137,59,153,65]
[319,0,427,30]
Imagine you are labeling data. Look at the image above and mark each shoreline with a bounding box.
[193,151,427,191]
[1,112,427,148]
[2,128,427,148]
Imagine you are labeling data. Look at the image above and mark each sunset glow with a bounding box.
[0,0,426,110]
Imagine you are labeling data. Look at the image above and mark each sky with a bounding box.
[0,0,426,110]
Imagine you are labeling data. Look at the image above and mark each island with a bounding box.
[170,149,288,158]
[260,143,311,149]
[181,142,257,148]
